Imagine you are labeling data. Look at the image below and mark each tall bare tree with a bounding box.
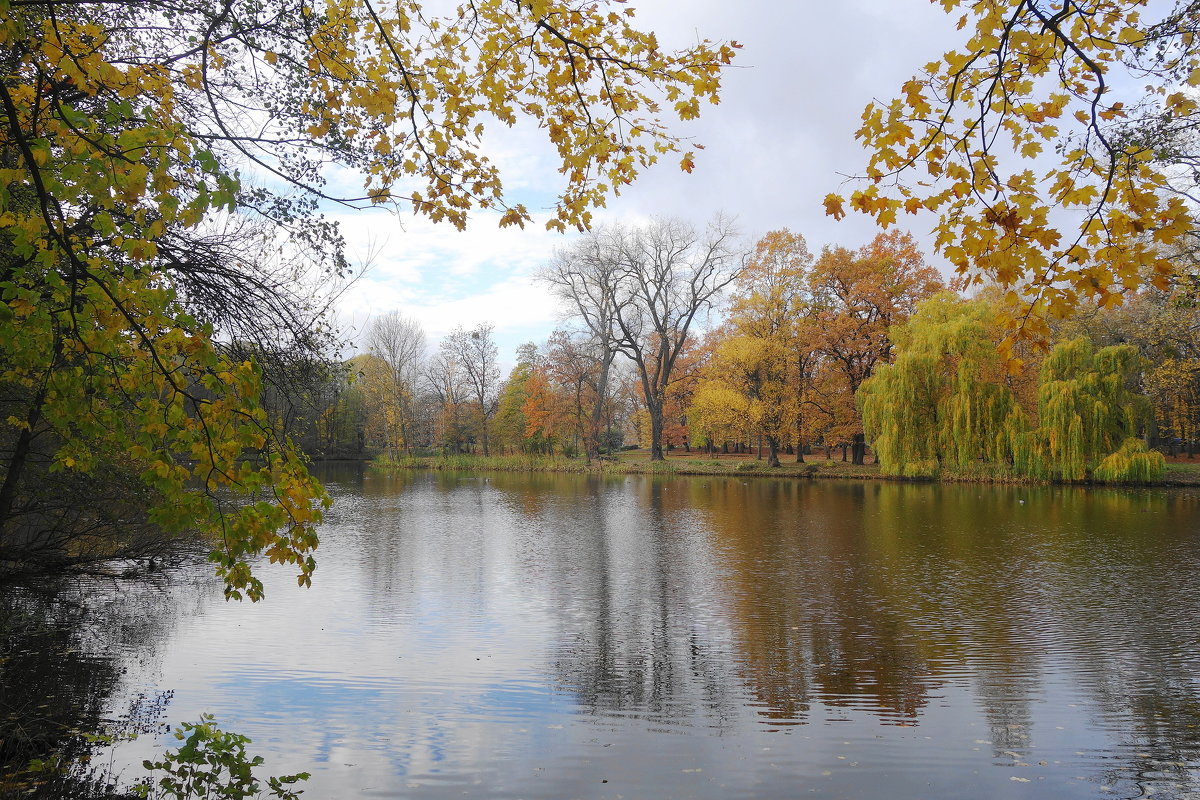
[445,324,501,456]
[541,232,628,461]
[365,312,427,456]
[614,217,745,460]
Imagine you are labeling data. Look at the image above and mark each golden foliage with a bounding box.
[830,0,1199,348]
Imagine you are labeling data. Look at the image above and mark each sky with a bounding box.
[327,0,966,364]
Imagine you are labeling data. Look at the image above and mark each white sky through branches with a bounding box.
[330,0,961,364]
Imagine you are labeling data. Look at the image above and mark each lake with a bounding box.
[6,466,1200,799]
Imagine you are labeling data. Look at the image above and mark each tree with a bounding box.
[521,362,570,455]
[827,0,1199,348]
[687,380,748,455]
[1,1,736,594]
[861,294,1165,482]
[689,329,792,465]
[544,329,602,459]
[726,229,817,464]
[425,338,470,454]
[1017,337,1164,482]
[809,231,944,463]
[859,294,1027,478]
[612,217,744,460]
[493,343,539,455]
[445,323,500,456]
[541,231,629,461]
[364,312,426,456]
[1059,272,1200,455]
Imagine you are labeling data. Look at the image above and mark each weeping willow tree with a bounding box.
[863,296,1165,483]
[1015,338,1164,482]
[860,294,1026,478]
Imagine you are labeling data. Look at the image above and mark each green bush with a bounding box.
[135,715,308,800]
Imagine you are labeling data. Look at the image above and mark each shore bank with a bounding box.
[371,451,1200,487]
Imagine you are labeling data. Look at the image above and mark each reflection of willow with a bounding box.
[353,468,421,601]
[1090,684,1200,798]
[541,478,743,728]
[697,479,946,725]
[859,479,1200,794]
[865,482,1056,751]
[1027,487,1200,797]
[1,573,208,798]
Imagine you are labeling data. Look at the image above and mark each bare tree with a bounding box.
[445,324,501,456]
[365,312,427,456]
[541,233,629,461]
[615,216,744,460]
[425,342,469,453]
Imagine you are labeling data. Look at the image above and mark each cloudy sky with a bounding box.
[329,0,966,362]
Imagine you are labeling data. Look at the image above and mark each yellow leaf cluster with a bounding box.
[828,0,1197,342]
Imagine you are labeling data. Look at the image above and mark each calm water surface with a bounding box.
[11,467,1200,799]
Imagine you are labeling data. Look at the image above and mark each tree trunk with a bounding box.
[851,433,866,465]
[587,353,614,462]
[649,402,665,461]
[766,436,781,468]
[0,385,48,537]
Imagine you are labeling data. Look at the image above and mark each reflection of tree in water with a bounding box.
[327,470,1200,795]
[0,569,212,798]
[695,479,944,725]
[0,586,127,798]
[1039,489,1200,797]
[862,482,1200,793]
[539,478,743,729]
[1092,685,1200,798]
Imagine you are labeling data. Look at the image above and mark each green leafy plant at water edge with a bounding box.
[1094,438,1166,483]
[134,715,308,800]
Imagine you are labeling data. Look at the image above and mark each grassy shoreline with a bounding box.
[371,451,1200,487]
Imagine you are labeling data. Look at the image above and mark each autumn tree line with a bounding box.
[281,218,1197,483]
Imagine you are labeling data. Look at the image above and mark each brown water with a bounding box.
[6,466,1200,799]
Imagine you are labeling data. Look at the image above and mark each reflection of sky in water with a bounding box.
[89,471,1200,799]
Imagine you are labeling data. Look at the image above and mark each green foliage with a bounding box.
[1094,438,1167,483]
[862,296,1164,483]
[861,294,1025,478]
[135,715,308,800]
[1016,338,1163,482]
[493,349,537,455]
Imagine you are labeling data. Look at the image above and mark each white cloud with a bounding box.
[332,209,577,356]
